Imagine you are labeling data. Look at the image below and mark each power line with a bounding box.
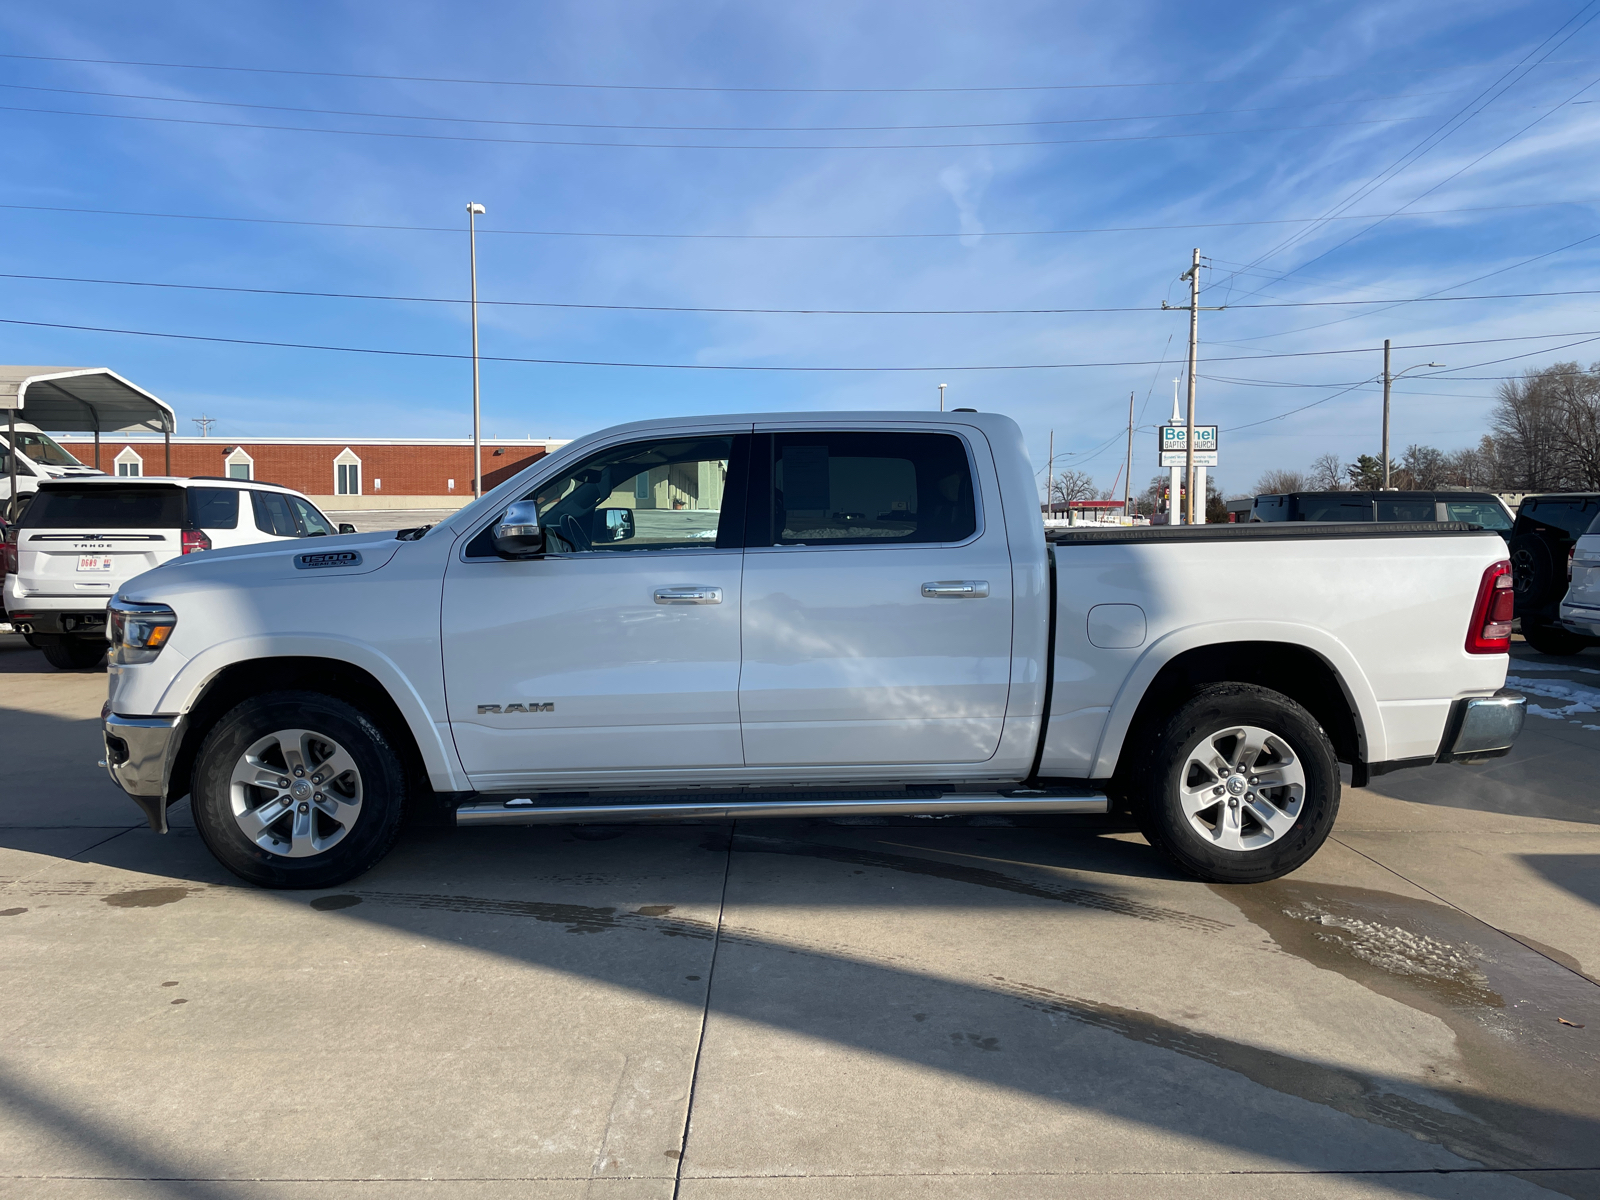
[0,101,1431,151]
[1213,228,1600,348]
[1225,65,1600,303]
[5,197,1595,241]
[1215,1,1600,296]
[1,50,1587,95]
[0,79,1468,133]
[5,314,1600,371]
[10,270,1600,316]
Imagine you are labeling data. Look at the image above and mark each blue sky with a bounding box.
[4,0,1600,497]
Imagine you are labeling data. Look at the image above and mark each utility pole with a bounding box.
[1183,248,1201,524]
[468,201,486,498]
[1381,338,1392,491]
[192,415,215,438]
[1047,430,1054,518]
[1163,249,1223,523]
[938,382,947,412]
[1123,391,1134,525]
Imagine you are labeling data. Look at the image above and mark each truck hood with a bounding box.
[118,530,403,601]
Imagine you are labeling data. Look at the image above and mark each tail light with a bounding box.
[181,529,211,554]
[2,528,15,575]
[1466,560,1514,653]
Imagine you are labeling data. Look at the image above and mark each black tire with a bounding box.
[190,691,408,889]
[1522,618,1595,657]
[37,635,107,670]
[1509,534,1558,607]
[1131,683,1340,884]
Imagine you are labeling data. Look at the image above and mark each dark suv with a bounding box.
[1250,491,1514,539]
[1510,493,1600,655]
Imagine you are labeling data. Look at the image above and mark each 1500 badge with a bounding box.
[478,703,555,713]
[295,550,362,570]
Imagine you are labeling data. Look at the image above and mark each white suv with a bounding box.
[4,476,353,669]
[1560,509,1600,641]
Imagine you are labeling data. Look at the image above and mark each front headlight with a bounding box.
[108,599,177,665]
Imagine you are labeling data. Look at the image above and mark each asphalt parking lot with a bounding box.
[2,633,1597,1198]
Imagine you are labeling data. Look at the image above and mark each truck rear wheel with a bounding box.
[37,635,107,670]
[1133,684,1339,884]
[190,691,408,889]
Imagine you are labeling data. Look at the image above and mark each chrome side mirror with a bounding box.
[493,500,545,557]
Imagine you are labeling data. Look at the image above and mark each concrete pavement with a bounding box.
[2,632,1597,1198]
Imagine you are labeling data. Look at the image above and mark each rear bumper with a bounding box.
[9,610,109,637]
[102,713,183,832]
[1437,689,1526,763]
[1559,600,1600,638]
[4,582,112,636]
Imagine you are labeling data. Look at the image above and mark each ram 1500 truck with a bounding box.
[100,411,1527,889]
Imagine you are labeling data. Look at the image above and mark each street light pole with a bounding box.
[1380,346,1445,490]
[468,201,486,498]
[938,382,947,412]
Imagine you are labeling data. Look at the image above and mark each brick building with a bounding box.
[54,436,567,510]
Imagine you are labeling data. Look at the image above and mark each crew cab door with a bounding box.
[442,431,750,785]
[738,427,1014,766]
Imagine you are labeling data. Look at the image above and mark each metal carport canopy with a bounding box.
[0,366,175,435]
[2,367,177,513]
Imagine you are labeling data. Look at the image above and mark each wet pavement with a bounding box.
[2,632,1597,1198]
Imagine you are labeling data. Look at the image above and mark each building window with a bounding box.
[114,447,143,477]
[225,447,254,480]
[334,448,362,496]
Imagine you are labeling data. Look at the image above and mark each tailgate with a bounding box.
[19,531,173,597]
[16,484,183,600]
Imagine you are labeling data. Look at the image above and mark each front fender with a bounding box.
[155,633,470,792]
[1088,620,1385,779]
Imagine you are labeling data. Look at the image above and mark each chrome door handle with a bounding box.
[654,586,723,605]
[921,580,989,598]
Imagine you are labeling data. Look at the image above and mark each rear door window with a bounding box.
[187,487,240,530]
[21,485,184,529]
[1292,497,1373,521]
[1375,498,1437,522]
[754,431,977,547]
[1530,499,1600,539]
[251,490,302,537]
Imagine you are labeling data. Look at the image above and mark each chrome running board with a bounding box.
[455,788,1107,827]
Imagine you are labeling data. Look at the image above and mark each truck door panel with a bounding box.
[738,429,1013,767]
[442,433,749,781]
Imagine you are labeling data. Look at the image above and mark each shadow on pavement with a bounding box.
[10,809,1597,1198]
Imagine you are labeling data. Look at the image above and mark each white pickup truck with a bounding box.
[100,411,1526,889]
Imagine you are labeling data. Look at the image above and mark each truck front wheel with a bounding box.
[190,691,408,889]
[1133,684,1340,884]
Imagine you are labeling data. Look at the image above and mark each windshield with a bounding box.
[6,430,83,467]
[1443,500,1512,531]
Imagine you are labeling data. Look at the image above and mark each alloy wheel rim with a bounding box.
[228,728,363,858]
[1179,724,1305,852]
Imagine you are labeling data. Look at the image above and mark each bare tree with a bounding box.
[1493,364,1574,490]
[1047,468,1098,511]
[1307,453,1345,490]
[1402,443,1448,490]
[1254,468,1306,495]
